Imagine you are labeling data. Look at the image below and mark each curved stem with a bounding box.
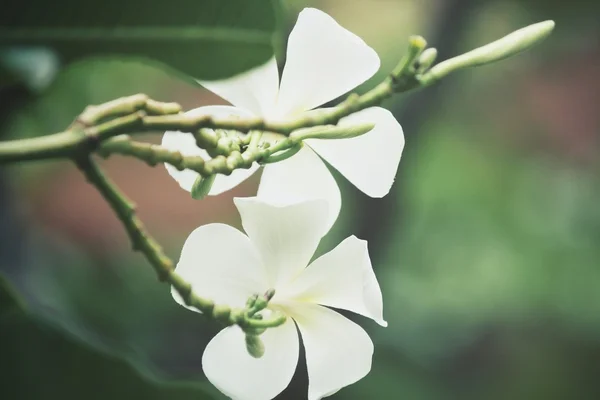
[74,155,286,329]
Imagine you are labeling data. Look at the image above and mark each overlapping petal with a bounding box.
[306,107,404,198]
[276,8,380,117]
[197,57,280,117]
[161,105,260,195]
[171,223,268,311]
[234,197,329,288]
[281,236,386,327]
[202,319,299,400]
[257,146,341,233]
[287,304,374,400]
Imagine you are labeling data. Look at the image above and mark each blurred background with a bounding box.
[1,0,600,399]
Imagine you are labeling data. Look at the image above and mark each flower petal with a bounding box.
[197,56,279,117]
[256,146,341,234]
[234,197,329,288]
[282,236,386,327]
[202,318,299,400]
[276,8,380,117]
[161,105,260,196]
[306,107,404,198]
[288,304,374,400]
[171,223,268,312]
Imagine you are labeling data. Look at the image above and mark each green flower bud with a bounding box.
[253,296,268,311]
[416,48,438,73]
[289,123,374,142]
[246,293,259,309]
[245,334,265,358]
[191,174,216,200]
[264,288,276,301]
[409,35,427,50]
[422,20,555,86]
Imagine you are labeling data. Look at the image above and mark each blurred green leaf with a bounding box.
[0,0,278,82]
[0,274,219,400]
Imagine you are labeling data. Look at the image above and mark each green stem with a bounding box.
[76,93,181,126]
[98,135,207,172]
[0,129,87,164]
[0,95,182,164]
[74,155,285,329]
[0,21,554,165]
[74,156,177,283]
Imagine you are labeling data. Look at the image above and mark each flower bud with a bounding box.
[191,174,216,200]
[289,123,374,142]
[264,288,276,301]
[246,293,259,309]
[426,20,555,81]
[416,48,438,73]
[245,334,265,358]
[253,296,268,311]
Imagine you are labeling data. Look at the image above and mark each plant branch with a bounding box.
[74,155,286,332]
[0,19,554,167]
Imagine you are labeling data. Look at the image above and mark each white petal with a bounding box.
[257,146,341,234]
[282,236,386,327]
[276,8,380,117]
[161,105,260,196]
[306,107,404,198]
[202,318,299,400]
[288,304,374,400]
[171,223,268,312]
[234,197,329,288]
[197,56,279,117]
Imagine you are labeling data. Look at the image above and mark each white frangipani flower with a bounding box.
[172,198,386,400]
[162,7,404,231]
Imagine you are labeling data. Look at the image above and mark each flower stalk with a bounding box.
[74,155,286,332]
[0,20,554,167]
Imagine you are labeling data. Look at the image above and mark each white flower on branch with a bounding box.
[162,8,404,231]
[172,198,387,400]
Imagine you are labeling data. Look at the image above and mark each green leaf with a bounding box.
[0,274,220,400]
[0,0,278,82]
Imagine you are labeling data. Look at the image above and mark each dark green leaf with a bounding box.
[0,274,219,400]
[0,0,278,82]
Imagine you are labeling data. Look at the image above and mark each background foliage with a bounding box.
[1,0,599,399]
[0,0,278,82]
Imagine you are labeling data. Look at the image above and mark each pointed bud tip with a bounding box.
[539,20,556,30]
[264,288,276,301]
[528,20,556,38]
